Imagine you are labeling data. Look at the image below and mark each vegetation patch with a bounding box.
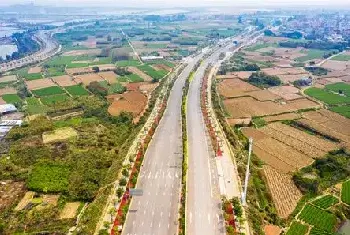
[28,163,70,193]
[286,221,309,235]
[298,204,337,232]
[32,86,66,97]
[65,85,89,96]
[311,195,339,209]
[42,127,78,144]
[2,94,21,103]
[341,180,350,205]
[248,72,282,88]
[40,94,70,105]
[116,60,141,67]
[24,73,42,81]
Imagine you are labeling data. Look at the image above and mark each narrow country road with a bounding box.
[122,54,203,235]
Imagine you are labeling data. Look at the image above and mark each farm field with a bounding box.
[286,221,309,235]
[65,85,89,96]
[331,54,350,61]
[295,49,334,62]
[51,75,77,87]
[263,165,302,218]
[298,204,337,233]
[42,127,78,144]
[26,78,56,90]
[31,86,66,97]
[137,64,167,81]
[311,195,339,209]
[342,180,350,205]
[116,60,141,67]
[40,94,70,105]
[241,122,337,173]
[108,91,147,117]
[2,94,21,103]
[0,75,17,83]
[305,83,350,105]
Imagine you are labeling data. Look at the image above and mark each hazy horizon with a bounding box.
[1,0,350,8]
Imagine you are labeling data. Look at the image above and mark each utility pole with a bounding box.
[242,137,253,206]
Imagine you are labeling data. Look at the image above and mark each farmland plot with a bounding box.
[51,75,77,87]
[31,86,66,97]
[218,78,260,98]
[311,195,339,209]
[264,165,302,218]
[342,180,350,205]
[298,204,337,233]
[286,221,309,235]
[26,78,56,90]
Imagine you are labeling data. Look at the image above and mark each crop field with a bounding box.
[286,221,309,235]
[242,122,337,173]
[98,71,117,84]
[218,78,260,98]
[295,49,334,62]
[263,113,301,122]
[146,59,175,68]
[51,75,77,87]
[116,60,141,67]
[27,163,70,193]
[263,165,302,218]
[40,94,70,105]
[2,94,21,103]
[0,75,17,83]
[330,105,350,118]
[108,91,147,117]
[65,85,89,96]
[74,73,104,86]
[43,127,78,144]
[298,110,350,145]
[341,180,350,205]
[331,54,350,61]
[268,85,302,100]
[309,227,333,235]
[298,204,337,233]
[26,78,56,90]
[128,67,152,82]
[137,64,167,81]
[59,202,80,219]
[45,67,66,77]
[23,73,43,81]
[305,82,350,106]
[32,86,66,97]
[119,74,144,83]
[311,195,339,209]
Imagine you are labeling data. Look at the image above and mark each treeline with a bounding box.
[279,40,348,51]
[248,72,282,88]
[218,55,260,75]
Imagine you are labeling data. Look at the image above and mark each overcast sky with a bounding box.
[1,0,350,7]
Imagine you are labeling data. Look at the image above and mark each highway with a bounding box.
[0,30,61,73]
[186,45,229,235]
[122,54,203,235]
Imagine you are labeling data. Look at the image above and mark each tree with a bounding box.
[92,66,100,73]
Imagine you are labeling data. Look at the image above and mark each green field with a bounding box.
[99,81,126,94]
[24,73,43,80]
[286,221,309,235]
[40,94,70,105]
[295,49,334,62]
[311,195,339,209]
[329,106,350,118]
[309,227,333,235]
[146,59,175,68]
[25,97,41,105]
[118,73,144,83]
[245,43,278,52]
[137,64,167,81]
[298,204,337,233]
[341,180,350,205]
[27,163,70,193]
[331,54,350,61]
[2,94,21,103]
[305,87,350,105]
[65,85,89,96]
[32,86,66,97]
[46,67,66,77]
[326,82,350,97]
[116,60,141,67]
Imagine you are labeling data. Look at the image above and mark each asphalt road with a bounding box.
[122,55,202,235]
[0,30,60,72]
[186,42,236,235]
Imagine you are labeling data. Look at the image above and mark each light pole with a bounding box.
[242,137,253,206]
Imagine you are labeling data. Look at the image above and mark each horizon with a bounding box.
[1,0,350,8]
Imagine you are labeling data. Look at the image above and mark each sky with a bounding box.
[0,0,350,7]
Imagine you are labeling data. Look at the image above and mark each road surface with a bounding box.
[0,30,60,72]
[186,47,228,235]
[122,55,203,235]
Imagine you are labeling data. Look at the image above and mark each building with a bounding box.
[0,104,17,115]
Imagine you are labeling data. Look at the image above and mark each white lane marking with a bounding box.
[167,171,172,179]
[143,210,146,215]
[216,214,219,223]
[208,214,211,225]
[168,212,171,217]
[160,212,163,217]
[133,221,135,226]
[158,222,161,228]
[155,171,158,179]
[190,212,192,224]
[175,172,178,178]
[150,222,153,228]
[152,210,155,216]
[141,221,144,226]
[148,172,151,179]
[168,223,170,229]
